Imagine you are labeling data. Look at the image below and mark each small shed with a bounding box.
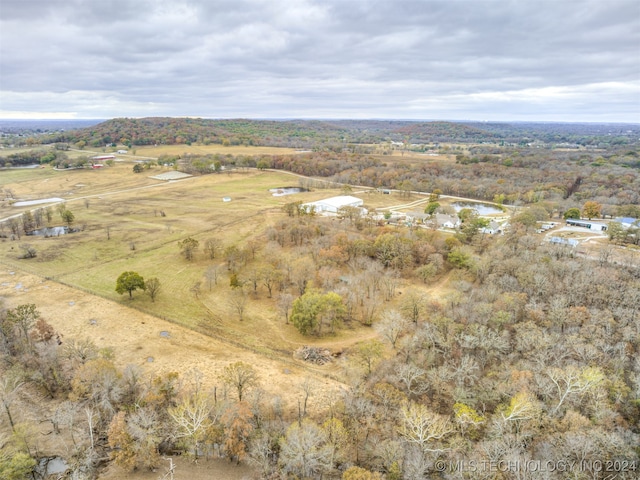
[550,236,579,247]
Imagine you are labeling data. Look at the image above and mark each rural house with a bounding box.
[434,214,461,229]
[480,220,502,234]
[405,211,430,224]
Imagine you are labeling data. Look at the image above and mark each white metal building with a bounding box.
[302,195,364,214]
[565,219,607,231]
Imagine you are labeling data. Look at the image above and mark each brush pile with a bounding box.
[294,345,332,365]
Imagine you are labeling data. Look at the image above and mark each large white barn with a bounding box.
[565,219,607,231]
[302,195,364,214]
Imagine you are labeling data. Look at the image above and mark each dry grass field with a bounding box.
[1,165,378,353]
[126,144,300,158]
[385,150,456,162]
[0,164,410,383]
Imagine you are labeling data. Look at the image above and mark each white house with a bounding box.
[405,211,430,224]
[435,214,460,229]
[302,195,364,215]
[480,220,502,234]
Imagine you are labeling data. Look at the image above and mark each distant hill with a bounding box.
[43,117,352,149]
[19,117,640,148]
[0,119,104,136]
[392,121,502,143]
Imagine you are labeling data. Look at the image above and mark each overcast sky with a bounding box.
[1,0,639,122]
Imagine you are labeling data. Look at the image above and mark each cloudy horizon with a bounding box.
[1,0,639,123]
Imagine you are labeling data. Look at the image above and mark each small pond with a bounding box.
[452,202,504,215]
[3,164,41,169]
[29,226,68,236]
[35,456,69,477]
[269,187,308,196]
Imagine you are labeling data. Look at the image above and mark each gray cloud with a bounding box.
[1,0,638,121]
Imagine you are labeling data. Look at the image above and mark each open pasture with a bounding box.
[131,143,300,157]
[385,150,456,162]
[0,165,380,364]
[1,163,162,217]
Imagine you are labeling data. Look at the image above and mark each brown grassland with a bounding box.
[111,144,300,158]
[0,164,387,361]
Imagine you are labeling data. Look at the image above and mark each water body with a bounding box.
[269,187,308,196]
[35,457,69,477]
[13,197,64,206]
[30,226,68,236]
[452,202,504,215]
[2,164,40,169]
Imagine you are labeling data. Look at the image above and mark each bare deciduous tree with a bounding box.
[279,419,332,478]
[375,309,411,349]
[228,288,248,321]
[0,369,25,433]
[277,293,294,324]
[168,392,213,460]
[204,237,223,260]
[145,277,161,302]
[399,402,453,453]
[204,264,221,290]
[220,362,259,402]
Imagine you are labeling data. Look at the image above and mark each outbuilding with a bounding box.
[614,217,638,229]
[565,219,607,231]
[549,236,579,247]
[302,195,364,214]
[91,155,115,161]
